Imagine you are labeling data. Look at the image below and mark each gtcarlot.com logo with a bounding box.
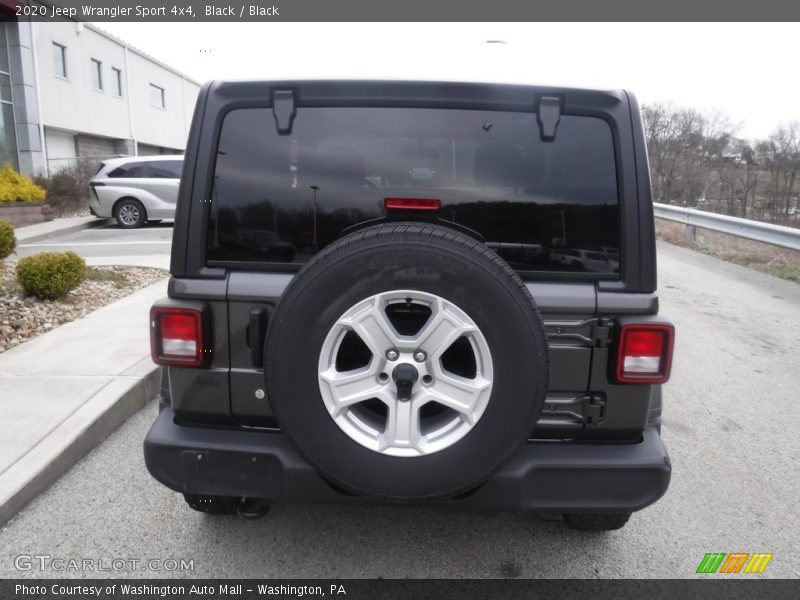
[696,552,773,574]
[14,554,194,572]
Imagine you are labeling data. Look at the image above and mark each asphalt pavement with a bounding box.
[0,279,168,526]
[0,239,798,578]
[13,220,173,268]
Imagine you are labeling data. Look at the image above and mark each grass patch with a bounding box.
[709,251,800,282]
[85,267,129,289]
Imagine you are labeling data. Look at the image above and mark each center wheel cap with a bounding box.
[391,363,419,401]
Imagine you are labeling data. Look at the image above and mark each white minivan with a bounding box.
[89,155,182,228]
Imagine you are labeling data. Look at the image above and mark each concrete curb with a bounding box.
[0,366,161,526]
[15,217,111,244]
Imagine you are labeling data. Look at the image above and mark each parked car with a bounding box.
[89,155,183,228]
[145,80,674,531]
[551,248,615,272]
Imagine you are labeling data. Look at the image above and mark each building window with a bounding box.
[0,24,17,170]
[0,103,17,168]
[53,43,67,78]
[0,72,11,103]
[0,22,8,74]
[91,59,102,90]
[149,84,165,108]
[112,67,123,97]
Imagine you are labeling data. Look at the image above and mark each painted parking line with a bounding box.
[85,227,174,232]
[18,241,173,248]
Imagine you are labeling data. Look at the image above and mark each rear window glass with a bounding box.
[149,160,182,179]
[108,162,147,178]
[207,107,619,273]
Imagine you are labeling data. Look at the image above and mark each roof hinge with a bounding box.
[537,95,562,142]
[272,89,297,135]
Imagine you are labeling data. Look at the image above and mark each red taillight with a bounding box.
[384,197,441,211]
[150,307,205,367]
[615,323,674,384]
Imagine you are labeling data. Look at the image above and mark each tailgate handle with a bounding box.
[248,306,270,367]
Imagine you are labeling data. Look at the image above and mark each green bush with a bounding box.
[16,251,87,299]
[0,219,15,259]
[0,162,47,203]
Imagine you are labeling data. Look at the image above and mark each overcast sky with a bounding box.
[96,22,799,140]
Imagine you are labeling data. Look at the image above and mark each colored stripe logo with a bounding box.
[696,552,773,574]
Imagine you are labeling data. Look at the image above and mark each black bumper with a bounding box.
[144,408,671,513]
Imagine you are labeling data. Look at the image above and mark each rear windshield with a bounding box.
[207,107,619,273]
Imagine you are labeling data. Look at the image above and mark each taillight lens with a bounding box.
[150,307,205,367]
[615,323,674,384]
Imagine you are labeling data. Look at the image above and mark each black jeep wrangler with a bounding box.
[144,80,674,531]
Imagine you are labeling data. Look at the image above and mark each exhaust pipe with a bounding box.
[238,497,271,519]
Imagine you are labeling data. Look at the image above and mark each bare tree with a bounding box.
[714,140,760,218]
[759,123,800,224]
[736,144,760,218]
[643,101,800,227]
[642,103,736,207]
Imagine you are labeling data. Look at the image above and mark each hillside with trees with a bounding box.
[642,103,800,228]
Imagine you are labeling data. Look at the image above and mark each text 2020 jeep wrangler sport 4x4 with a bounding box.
[144,80,674,530]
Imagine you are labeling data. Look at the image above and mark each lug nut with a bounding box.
[386,349,399,361]
[413,350,427,362]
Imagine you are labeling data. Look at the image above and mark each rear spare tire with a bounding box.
[264,223,548,501]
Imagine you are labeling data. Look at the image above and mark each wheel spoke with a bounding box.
[343,299,400,356]
[415,301,473,357]
[381,399,420,450]
[319,367,381,416]
[426,373,491,424]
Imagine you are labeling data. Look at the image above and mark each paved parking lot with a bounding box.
[14,221,173,268]
[0,240,798,578]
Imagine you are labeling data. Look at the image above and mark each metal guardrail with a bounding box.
[653,202,800,252]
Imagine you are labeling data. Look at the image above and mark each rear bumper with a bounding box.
[144,407,671,513]
[88,195,107,218]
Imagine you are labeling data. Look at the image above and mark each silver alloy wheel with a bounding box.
[318,290,493,457]
[118,203,140,226]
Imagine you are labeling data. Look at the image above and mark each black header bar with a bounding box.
[12,0,800,22]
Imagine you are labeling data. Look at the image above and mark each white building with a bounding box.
[0,10,200,177]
